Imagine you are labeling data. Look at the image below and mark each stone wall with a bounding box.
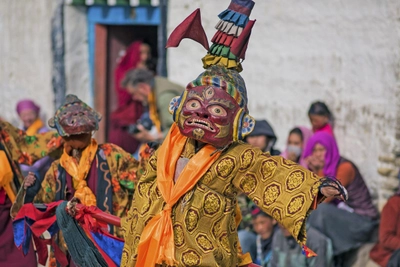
[167,0,400,206]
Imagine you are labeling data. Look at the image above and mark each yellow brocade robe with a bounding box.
[33,143,138,230]
[0,120,62,196]
[121,139,322,267]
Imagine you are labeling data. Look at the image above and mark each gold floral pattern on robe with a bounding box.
[121,140,322,267]
[0,120,62,194]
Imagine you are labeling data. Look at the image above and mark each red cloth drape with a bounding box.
[108,41,145,153]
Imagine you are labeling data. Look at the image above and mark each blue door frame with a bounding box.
[87,5,163,103]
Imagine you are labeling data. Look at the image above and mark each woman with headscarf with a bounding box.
[281,126,313,168]
[303,132,379,264]
[109,41,151,154]
[308,101,334,136]
[369,171,400,267]
[16,99,53,181]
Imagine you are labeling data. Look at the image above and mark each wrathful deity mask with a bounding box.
[49,95,102,137]
[177,86,240,147]
[170,65,256,148]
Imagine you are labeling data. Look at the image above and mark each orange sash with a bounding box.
[26,118,44,136]
[136,123,221,266]
[148,91,162,133]
[59,138,98,206]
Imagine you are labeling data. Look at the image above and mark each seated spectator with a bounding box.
[304,132,379,264]
[245,119,280,155]
[16,99,52,180]
[308,101,334,136]
[270,224,333,267]
[109,41,148,154]
[237,194,257,259]
[249,207,277,267]
[281,126,313,167]
[370,172,400,267]
[115,41,152,108]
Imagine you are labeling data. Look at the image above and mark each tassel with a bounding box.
[210,44,237,60]
[218,9,249,27]
[215,20,243,37]
[202,54,243,72]
[302,245,318,258]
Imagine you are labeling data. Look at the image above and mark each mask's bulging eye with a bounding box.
[186,99,201,110]
[208,105,227,117]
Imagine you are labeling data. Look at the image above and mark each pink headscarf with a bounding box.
[16,100,40,115]
[281,126,313,168]
[314,123,334,137]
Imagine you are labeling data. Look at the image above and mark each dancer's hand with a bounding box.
[23,172,36,189]
[319,177,348,201]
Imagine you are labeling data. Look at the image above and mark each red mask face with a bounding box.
[177,86,241,148]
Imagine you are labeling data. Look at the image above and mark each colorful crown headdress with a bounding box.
[167,0,257,141]
[166,0,256,73]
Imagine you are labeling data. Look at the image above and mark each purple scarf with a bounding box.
[303,131,340,177]
[16,100,40,115]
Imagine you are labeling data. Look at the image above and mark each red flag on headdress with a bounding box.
[166,9,209,51]
[231,19,256,60]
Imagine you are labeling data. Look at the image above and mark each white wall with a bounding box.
[167,0,400,204]
[0,0,57,125]
[64,5,91,105]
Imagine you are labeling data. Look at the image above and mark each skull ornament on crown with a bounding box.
[168,0,256,148]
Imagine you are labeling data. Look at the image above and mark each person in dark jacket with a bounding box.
[245,119,281,155]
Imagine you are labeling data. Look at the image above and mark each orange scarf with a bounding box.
[60,138,98,206]
[26,118,44,136]
[0,151,16,202]
[136,123,222,266]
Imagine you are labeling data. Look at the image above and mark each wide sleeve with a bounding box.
[32,161,59,204]
[0,120,63,165]
[11,161,59,218]
[232,150,322,247]
[103,144,139,193]
[379,197,400,251]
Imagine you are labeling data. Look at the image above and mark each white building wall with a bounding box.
[167,0,400,207]
[64,5,91,105]
[0,0,57,125]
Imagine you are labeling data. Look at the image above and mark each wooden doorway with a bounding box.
[94,25,158,143]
